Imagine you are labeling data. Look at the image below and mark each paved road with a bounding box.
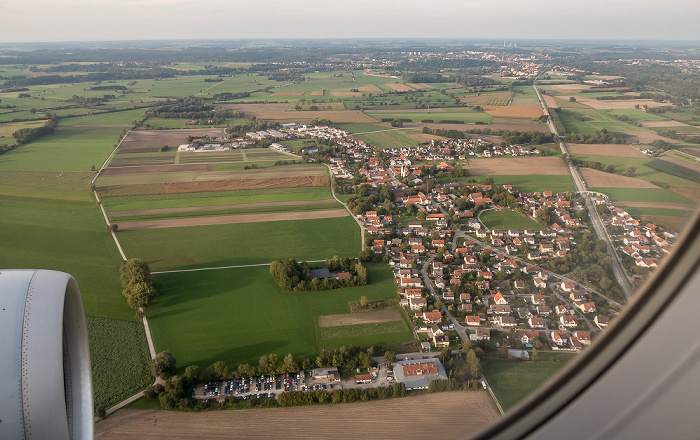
[420,254,470,343]
[532,76,634,298]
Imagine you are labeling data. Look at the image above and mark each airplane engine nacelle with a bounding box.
[0,270,93,440]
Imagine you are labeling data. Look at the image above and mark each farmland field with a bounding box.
[483,356,574,411]
[87,317,152,409]
[95,391,499,439]
[590,187,694,205]
[147,263,402,370]
[467,157,570,176]
[574,154,700,187]
[366,109,492,125]
[319,318,413,348]
[480,209,542,231]
[101,186,333,211]
[0,125,125,171]
[118,215,361,271]
[0,190,133,320]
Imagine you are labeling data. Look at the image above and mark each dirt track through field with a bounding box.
[117,208,349,230]
[467,157,569,175]
[318,309,402,327]
[95,392,499,440]
[108,199,339,216]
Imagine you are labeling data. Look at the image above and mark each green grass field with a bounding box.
[148,263,404,371]
[101,186,332,211]
[646,158,700,184]
[480,209,541,231]
[109,202,342,222]
[574,154,700,187]
[591,187,694,204]
[353,128,424,149]
[0,190,134,320]
[318,307,413,348]
[88,317,152,409]
[622,206,694,218]
[0,125,124,171]
[366,109,493,125]
[61,108,146,126]
[483,356,574,411]
[118,216,361,271]
[443,174,576,193]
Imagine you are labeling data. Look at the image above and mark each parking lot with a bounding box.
[192,352,441,402]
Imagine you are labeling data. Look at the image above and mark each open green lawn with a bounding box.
[87,317,152,409]
[101,186,332,211]
[622,206,694,218]
[480,209,541,231]
[119,216,361,271]
[605,109,668,122]
[318,307,413,348]
[591,187,694,204]
[60,108,147,126]
[0,190,133,320]
[483,356,574,411]
[109,202,342,222]
[148,263,404,371]
[574,154,700,187]
[0,125,124,171]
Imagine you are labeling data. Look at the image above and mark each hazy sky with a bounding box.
[2,0,699,42]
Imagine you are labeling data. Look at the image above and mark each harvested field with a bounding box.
[679,148,700,158]
[550,85,587,94]
[108,199,338,216]
[671,186,700,202]
[318,309,402,327]
[218,103,289,114]
[659,155,700,173]
[580,168,657,188]
[639,215,689,234]
[406,83,433,90]
[557,96,670,110]
[567,144,645,158]
[406,133,448,142]
[642,120,692,128]
[272,91,305,96]
[95,392,498,440]
[98,175,329,197]
[117,208,349,230]
[543,95,559,108]
[309,90,324,96]
[617,201,696,211]
[462,92,512,106]
[246,110,377,124]
[404,118,551,133]
[330,91,362,97]
[483,106,543,118]
[467,157,569,176]
[511,98,540,107]
[121,129,225,150]
[101,164,210,175]
[627,130,679,144]
[386,83,414,92]
[359,85,382,92]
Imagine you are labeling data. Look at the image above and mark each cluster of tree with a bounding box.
[12,117,57,145]
[463,128,556,145]
[145,97,238,121]
[89,85,127,91]
[401,72,444,83]
[1,67,179,88]
[273,159,299,166]
[269,258,367,292]
[395,59,493,72]
[445,73,499,88]
[278,383,407,407]
[565,128,625,144]
[212,91,251,101]
[226,118,279,137]
[119,258,156,310]
[422,127,466,139]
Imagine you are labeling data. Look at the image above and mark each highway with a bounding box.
[533,74,634,298]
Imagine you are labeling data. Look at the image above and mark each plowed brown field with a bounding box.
[95,392,499,440]
[567,144,645,158]
[580,168,656,188]
[467,157,569,175]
